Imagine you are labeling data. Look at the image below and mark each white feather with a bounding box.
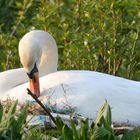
[0,30,140,126]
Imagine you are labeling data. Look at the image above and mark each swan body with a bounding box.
[0,30,140,126]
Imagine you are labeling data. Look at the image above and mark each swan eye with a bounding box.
[27,63,38,79]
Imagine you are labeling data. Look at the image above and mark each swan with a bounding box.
[0,30,140,126]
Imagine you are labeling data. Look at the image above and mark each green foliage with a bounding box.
[23,128,51,140]
[53,101,140,140]
[0,0,140,80]
[1,100,140,139]
[0,101,28,140]
[0,0,140,139]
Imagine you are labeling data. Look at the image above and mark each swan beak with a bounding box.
[29,72,40,97]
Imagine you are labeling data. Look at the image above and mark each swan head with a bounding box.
[18,30,58,97]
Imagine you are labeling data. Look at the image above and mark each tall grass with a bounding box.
[0,101,28,140]
[0,0,140,80]
[0,100,140,139]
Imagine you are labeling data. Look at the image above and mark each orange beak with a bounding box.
[29,72,40,97]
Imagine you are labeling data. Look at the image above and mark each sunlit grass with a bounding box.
[0,100,140,140]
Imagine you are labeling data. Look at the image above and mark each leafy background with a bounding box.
[0,0,140,80]
[0,0,140,139]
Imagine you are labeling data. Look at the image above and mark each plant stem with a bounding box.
[27,88,56,124]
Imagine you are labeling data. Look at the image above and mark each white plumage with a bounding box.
[0,30,140,126]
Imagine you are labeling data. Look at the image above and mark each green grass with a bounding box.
[0,100,140,140]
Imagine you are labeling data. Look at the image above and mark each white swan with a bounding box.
[0,30,140,126]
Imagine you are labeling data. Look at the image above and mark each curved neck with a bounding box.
[38,42,58,77]
[39,48,58,77]
[0,68,28,93]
